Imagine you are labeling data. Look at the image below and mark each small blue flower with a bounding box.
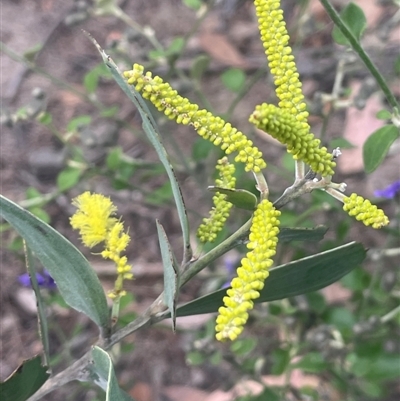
[18,270,56,290]
[374,180,400,199]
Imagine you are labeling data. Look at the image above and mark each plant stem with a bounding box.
[381,304,400,324]
[319,0,400,112]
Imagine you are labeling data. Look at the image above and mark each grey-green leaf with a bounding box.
[0,195,110,333]
[91,347,134,401]
[156,220,180,331]
[24,244,50,367]
[0,356,49,401]
[208,186,258,211]
[332,2,367,46]
[363,125,399,173]
[278,226,328,242]
[90,38,191,262]
[176,242,366,316]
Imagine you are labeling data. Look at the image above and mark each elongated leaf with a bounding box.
[156,220,180,331]
[91,347,134,401]
[0,356,49,401]
[24,243,50,367]
[85,34,191,261]
[0,195,110,333]
[208,186,258,211]
[363,125,399,173]
[176,242,366,316]
[278,226,328,242]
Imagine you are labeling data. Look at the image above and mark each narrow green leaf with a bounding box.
[176,242,366,316]
[0,195,110,333]
[278,226,328,242]
[363,125,399,173]
[208,186,257,211]
[90,40,191,260]
[332,2,367,45]
[24,243,51,367]
[156,220,179,331]
[91,347,134,401]
[0,356,49,401]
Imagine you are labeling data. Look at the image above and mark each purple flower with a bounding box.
[374,180,400,199]
[221,258,240,289]
[18,270,56,290]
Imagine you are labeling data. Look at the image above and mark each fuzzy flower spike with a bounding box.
[215,199,281,341]
[124,64,266,173]
[70,192,133,299]
[250,0,336,176]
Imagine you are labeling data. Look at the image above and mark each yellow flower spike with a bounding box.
[215,199,280,341]
[70,191,117,248]
[250,103,336,176]
[124,64,266,173]
[343,193,389,229]
[70,192,133,299]
[197,157,236,243]
[254,0,309,124]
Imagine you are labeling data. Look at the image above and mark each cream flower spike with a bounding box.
[124,64,266,173]
[215,199,280,341]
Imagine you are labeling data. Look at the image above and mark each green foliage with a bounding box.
[363,124,400,173]
[293,352,329,373]
[0,357,49,401]
[332,2,367,45]
[157,220,180,330]
[182,0,203,10]
[271,347,291,375]
[176,242,366,317]
[57,166,82,191]
[221,68,246,93]
[90,347,134,401]
[2,0,399,399]
[0,195,110,332]
[83,63,112,94]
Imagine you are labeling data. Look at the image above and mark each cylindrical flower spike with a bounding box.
[254,0,309,125]
[215,199,280,341]
[249,103,336,176]
[197,157,236,243]
[343,193,389,229]
[70,192,133,298]
[124,64,266,173]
